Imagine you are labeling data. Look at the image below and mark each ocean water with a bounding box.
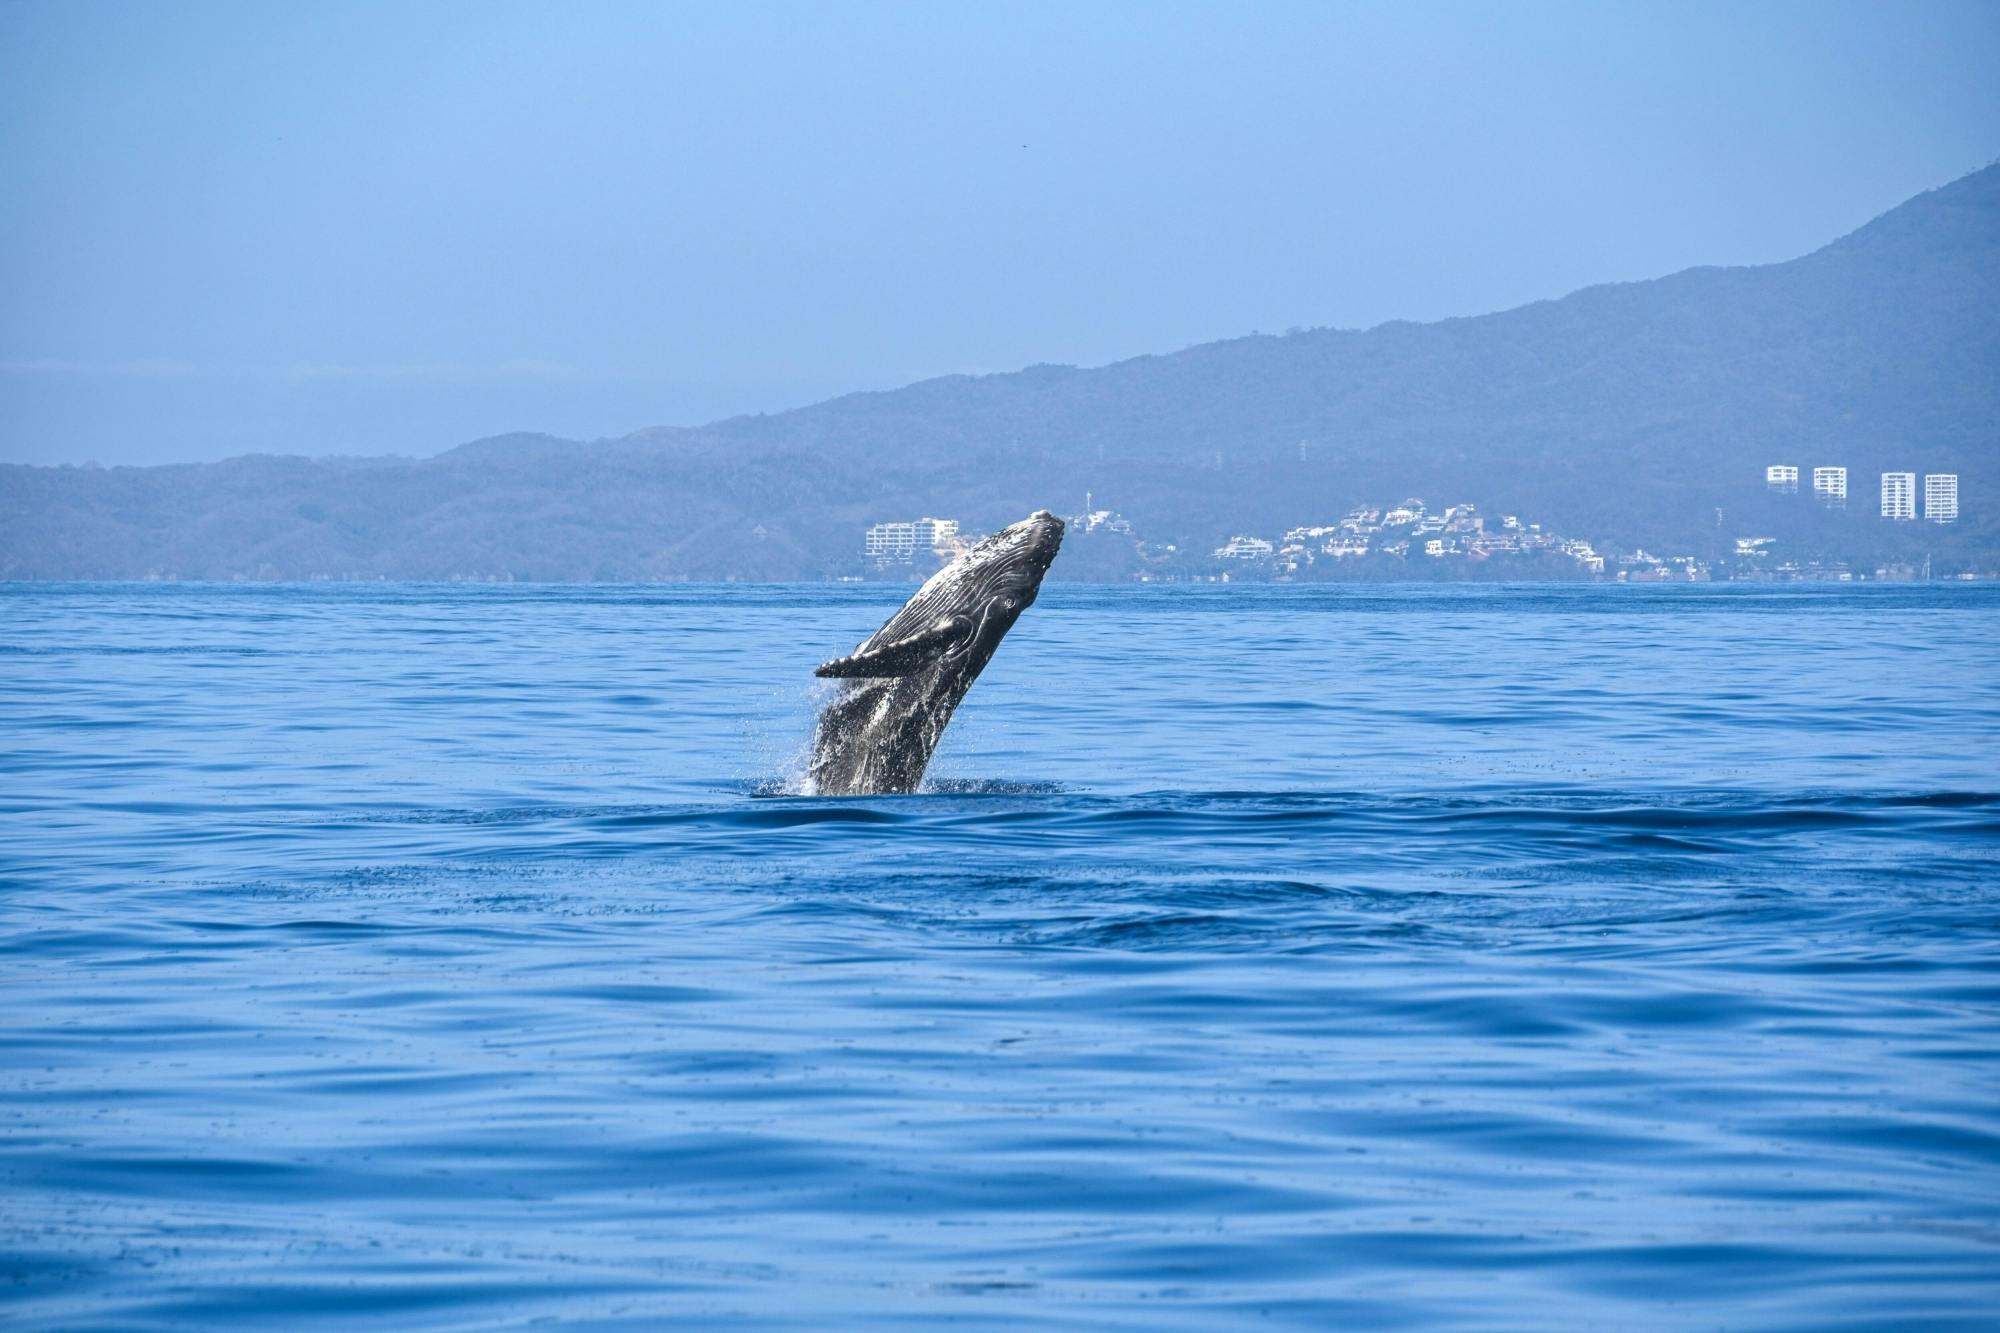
[3,581,1997,1330]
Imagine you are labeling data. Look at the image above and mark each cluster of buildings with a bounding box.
[1210,499,1703,579]
[862,499,1137,569]
[1765,465,1959,522]
[864,470,1979,582]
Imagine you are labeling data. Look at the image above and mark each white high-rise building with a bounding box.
[1924,474,1959,524]
[864,517,963,563]
[1766,465,1799,493]
[1881,472,1916,521]
[864,521,919,562]
[1811,466,1847,505]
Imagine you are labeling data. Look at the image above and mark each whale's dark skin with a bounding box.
[808,511,1064,795]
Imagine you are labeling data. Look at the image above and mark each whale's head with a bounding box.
[964,509,1065,631]
[814,510,1064,681]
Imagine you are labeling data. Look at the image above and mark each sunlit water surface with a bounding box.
[3,582,1997,1329]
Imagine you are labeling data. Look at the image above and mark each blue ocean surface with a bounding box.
[3,581,1997,1330]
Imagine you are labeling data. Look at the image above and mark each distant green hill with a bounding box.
[5,165,1996,581]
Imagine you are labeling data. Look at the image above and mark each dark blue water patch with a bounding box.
[2,582,1998,1328]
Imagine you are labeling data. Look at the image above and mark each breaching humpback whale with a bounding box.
[808,510,1064,795]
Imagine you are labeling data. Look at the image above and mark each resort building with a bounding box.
[1560,539,1605,573]
[1766,465,1799,493]
[1880,472,1916,521]
[864,522,918,562]
[1811,466,1847,505]
[1924,474,1958,524]
[864,516,962,564]
[921,518,962,552]
[1213,535,1275,560]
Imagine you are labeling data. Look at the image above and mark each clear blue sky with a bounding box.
[3,0,1996,465]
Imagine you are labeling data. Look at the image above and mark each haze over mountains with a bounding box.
[4,165,1996,582]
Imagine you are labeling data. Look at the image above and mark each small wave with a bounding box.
[748,775,1069,798]
[921,778,1070,796]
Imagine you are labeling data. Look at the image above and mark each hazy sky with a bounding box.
[3,0,1996,465]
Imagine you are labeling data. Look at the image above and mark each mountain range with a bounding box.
[4,164,1996,581]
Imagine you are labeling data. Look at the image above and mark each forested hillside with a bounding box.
[5,166,1995,580]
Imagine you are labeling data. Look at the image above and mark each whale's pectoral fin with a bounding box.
[815,617,972,678]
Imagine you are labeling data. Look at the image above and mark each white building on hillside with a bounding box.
[1924,474,1958,523]
[1214,535,1275,560]
[1766,465,1799,493]
[864,516,962,563]
[1812,466,1847,505]
[1561,539,1605,573]
[864,522,918,562]
[1070,495,1133,534]
[1881,472,1916,521]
